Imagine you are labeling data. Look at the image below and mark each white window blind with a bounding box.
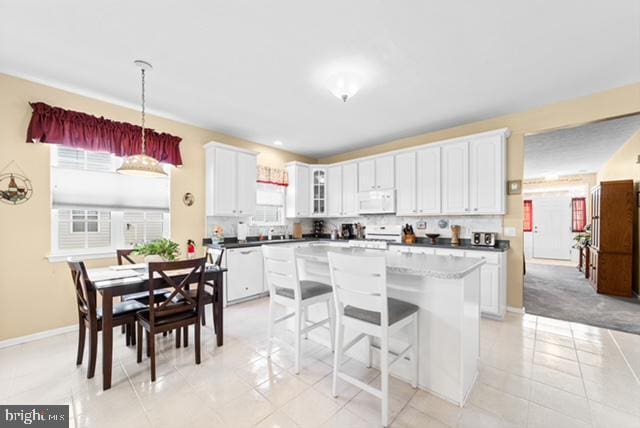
[50,147,171,259]
[252,183,284,225]
[51,146,170,211]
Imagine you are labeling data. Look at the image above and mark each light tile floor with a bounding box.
[2,298,640,427]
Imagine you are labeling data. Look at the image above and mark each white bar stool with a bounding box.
[262,245,335,374]
[328,252,419,427]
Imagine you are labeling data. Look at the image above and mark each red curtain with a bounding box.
[26,102,183,166]
[572,197,587,232]
[523,200,533,232]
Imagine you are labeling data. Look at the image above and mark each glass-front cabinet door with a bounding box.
[311,168,327,216]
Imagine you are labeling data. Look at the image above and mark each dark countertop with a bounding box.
[204,236,510,252]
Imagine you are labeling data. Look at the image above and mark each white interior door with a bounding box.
[532,197,572,260]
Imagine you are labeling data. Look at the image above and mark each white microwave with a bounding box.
[357,189,396,214]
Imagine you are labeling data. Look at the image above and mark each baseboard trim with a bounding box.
[507,306,525,314]
[0,324,76,349]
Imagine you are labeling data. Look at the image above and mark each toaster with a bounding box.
[472,232,496,247]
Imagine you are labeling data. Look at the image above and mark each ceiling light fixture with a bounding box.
[326,71,362,102]
[117,60,167,177]
[273,140,283,146]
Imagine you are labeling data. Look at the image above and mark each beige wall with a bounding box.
[320,83,640,310]
[0,73,313,341]
[597,129,640,293]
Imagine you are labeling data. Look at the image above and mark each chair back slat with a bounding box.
[206,247,224,267]
[67,259,97,319]
[262,245,301,298]
[328,252,388,323]
[147,257,207,325]
[116,249,136,265]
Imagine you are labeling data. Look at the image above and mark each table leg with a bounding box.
[215,272,224,347]
[102,290,113,390]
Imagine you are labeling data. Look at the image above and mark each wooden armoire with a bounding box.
[589,180,635,297]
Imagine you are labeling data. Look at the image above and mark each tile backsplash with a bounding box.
[206,216,314,239]
[324,214,503,239]
[207,214,502,240]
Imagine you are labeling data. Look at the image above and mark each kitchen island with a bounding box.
[295,245,485,406]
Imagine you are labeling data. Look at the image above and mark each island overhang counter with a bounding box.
[294,245,485,406]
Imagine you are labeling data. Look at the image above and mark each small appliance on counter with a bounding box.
[355,223,366,240]
[341,223,356,240]
[237,223,248,242]
[313,220,324,238]
[472,232,497,247]
[402,224,416,244]
[450,225,461,246]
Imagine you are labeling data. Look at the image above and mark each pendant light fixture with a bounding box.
[117,60,167,177]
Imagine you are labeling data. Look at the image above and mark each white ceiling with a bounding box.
[1,1,639,159]
[524,114,640,179]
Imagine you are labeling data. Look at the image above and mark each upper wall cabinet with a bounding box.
[396,147,441,215]
[442,133,506,215]
[205,143,257,217]
[327,162,358,217]
[358,155,394,191]
[311,167,327,216]
[286,162,311,218]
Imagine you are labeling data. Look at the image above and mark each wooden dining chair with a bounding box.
[117,249,169,306]
[68,259,146,378]
[136,257,207,381]
[162,247,223,335]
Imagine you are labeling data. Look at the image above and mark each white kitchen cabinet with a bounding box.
[469,135,505,214]
[358,159,376,192]
[225,247,265,303]
[327,165,342,217]
[417,146,441,214]
[464,251,506,319]
[358,155,395,191]
[286,162,311,218]
[375,155,395,189]
[236,152,257,216]
[342,163,359,216]
[327,163,358,217]
[310,167,327,216]
[396,147,441,216]
[441,141,469,214]
[441,134,506,215]
[205,143,257,217]
[395,152,416,215]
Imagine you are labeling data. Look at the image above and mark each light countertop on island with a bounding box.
[295,245,485,280]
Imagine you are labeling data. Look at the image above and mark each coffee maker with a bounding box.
[341,223,355,240]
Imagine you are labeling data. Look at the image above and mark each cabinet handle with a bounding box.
[239,210,243,213]
[239,250,253,255]
[465,208,470,212]
[473,208,478,212]
[232,210,236,213]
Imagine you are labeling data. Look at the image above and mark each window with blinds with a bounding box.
[252,183,285,225]
[50,146,171,257]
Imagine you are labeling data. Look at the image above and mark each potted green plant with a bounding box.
[572,224,592,249]
[133,238,181,262]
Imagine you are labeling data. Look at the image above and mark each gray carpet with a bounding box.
[524,263,640,335]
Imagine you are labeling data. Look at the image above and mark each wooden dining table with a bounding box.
[88,264,227,390]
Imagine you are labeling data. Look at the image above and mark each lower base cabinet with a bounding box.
[435,248,507,319]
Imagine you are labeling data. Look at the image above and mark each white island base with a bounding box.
[296,248,483,407]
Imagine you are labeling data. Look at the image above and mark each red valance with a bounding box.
[26,102,183,166]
